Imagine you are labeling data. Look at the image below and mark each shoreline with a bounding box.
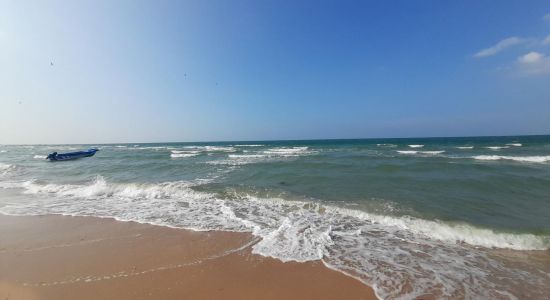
[0,214,377,300]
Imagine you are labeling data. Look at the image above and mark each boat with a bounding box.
[46,148,99,161]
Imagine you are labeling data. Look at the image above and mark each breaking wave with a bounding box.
[263,147,313,156]
[408,144,424,148]
[397,150,445,155]
[170,153,199,158]
[207,147,316,165]
[183,146,236,152]
[1,176,548,299]
[473,155,550,163]
[0,163,17,175]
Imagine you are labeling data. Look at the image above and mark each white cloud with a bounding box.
[517,52,550,75]
[544,13,550,22]
[543,35,550,45]
[474,37,524,58]
[518,52,543,63]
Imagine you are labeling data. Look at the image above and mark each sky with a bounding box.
[1,0,550,144]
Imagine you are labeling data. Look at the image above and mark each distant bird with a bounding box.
[50,62,54,66]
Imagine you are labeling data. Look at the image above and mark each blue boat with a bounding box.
[46,148,99,161]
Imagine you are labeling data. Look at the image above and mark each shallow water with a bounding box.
[1,136,549,299]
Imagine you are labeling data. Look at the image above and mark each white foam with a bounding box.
[228,154,267,159]
[408,144,424,148]
[456,146,474,149]
[506,143,522,147]
[473,155,550,163]
[171,150,200,154]
[263,147,314,156]
[397,150,418,154]
[210,154,271,166]
[0,163,16,175]
[397,150,445,155]
[33,155,47,159]
[185,146,236,152]
[170,153,199,158]
[210,147,316,165]
[1,177,548,299]
[137,146,169,150]
[376,144,397,147]
[0,150,7,153]
[486,146,510,150]
[233,144,264,147]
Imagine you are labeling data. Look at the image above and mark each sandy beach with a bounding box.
[0,214,377,300]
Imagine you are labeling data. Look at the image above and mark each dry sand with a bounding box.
[0,214,377,300]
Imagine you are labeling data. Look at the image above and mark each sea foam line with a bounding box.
[397,150,445,155]
[486,146,510,150]
[473,155,550,163]
[1,177,549,299]
[1,177,546,251]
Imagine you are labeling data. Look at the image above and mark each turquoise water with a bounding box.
[1,136,549,299]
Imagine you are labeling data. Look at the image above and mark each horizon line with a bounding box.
[2,133,549,146]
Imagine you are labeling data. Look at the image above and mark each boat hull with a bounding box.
[47,149,98,161]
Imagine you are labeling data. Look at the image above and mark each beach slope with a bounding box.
[0,215,376,300]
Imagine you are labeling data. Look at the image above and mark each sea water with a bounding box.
[1,136,549,299]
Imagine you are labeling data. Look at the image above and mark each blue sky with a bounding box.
[1,0,550,144]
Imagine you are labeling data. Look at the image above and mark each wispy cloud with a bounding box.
[517,52,550,75]
[475,14,550,76]
[474,37,524,58]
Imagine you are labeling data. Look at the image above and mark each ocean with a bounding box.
[1,135,549,299]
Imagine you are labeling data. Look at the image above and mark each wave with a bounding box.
[473,155,550,163]
[4,177,544,250]
[263,147,314,156]
[408,144,424,148]
[486,146,509,150]
[183,146,236,152]
[135,146,170,150]
[233,144,264,147]
[456,146,473,149]
[170,153,199,158]
[397,150,445,155]
[33,155,47,159]
[0,163,16,175]
[1,177,548,299]
[506,143,522,147]
[376,144,397,147]
[228,154,267,159]
[210,147,316,165]
[209,154,270,166]
[0,150,7,153]
[171,150,200,154]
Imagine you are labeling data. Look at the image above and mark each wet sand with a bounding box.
[0,215,377,300]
